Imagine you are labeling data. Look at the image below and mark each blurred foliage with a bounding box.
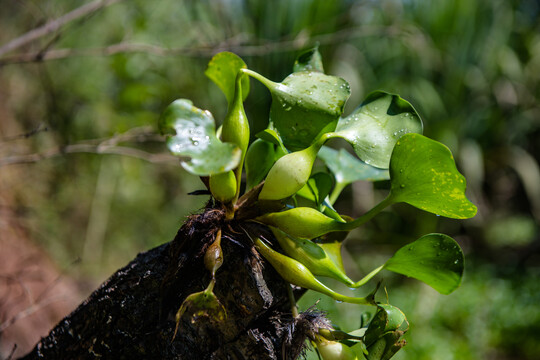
[0,0,539,359]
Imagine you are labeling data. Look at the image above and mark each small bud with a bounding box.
[315,335,358,360]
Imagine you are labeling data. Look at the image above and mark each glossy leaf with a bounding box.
[245,69,350,151]
[388,133,477,219]
[293,46,324,73]
[384,233,464,294]
[205,51,250,104]
[332,91,423,168]
[159,99,241,175]
[245,139,275,190]
[318,146,390,184]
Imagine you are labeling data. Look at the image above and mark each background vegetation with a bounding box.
[0,0,538,359]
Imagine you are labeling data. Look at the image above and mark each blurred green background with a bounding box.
[0,0,539,359]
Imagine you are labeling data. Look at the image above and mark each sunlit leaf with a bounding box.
[293,46,324,73]
[389,133,477,219]
[245,139,275,190]
[332,91,423,168]
[384,233,464,294]
[246,70,350,151]
[205,52,250,104]
[159,99,241,176]
[318,146,390,185]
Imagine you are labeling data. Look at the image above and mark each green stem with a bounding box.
[344,195,394,231]
[205,278,216,293]
[352,265,384,288]
[287,284,299,318]
[328,181,347,206]
[242,68,278,90]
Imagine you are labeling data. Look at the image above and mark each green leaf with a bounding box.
[293,46,324,73]
[296,172,333,205]
[245,139,275,190]
[389,133,477,219]
[332,91,423,169]
[319,146,390,185]
[316,229,351,273]
[245,69,350,151]
[205,52,250,104]
[384,233,464,294]
[159,99,241,176]
[256,128,287,154]
[270,227,354,286]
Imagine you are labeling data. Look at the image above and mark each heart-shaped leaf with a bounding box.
[245,69,350,151]
[318,146,390,185]
[389,133,477,219]
[159,99,241,176]
[271,72,350,151]
[332,91,423,169]
[293,46,324,73]
[384,233,464,294]
[205,52,250,105]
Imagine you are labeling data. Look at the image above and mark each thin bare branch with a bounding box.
[0,123,48,142]
[0,0,123,57]
[0,127,181,167]
[0,25,398,66]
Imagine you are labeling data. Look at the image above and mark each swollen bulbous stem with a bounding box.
[253,236,374,305]
[209,170,237,204]
[204,229,224,279]
[221,71,250,203]
[258,140,322,201]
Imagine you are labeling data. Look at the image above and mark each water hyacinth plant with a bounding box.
[159,48,476,359]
